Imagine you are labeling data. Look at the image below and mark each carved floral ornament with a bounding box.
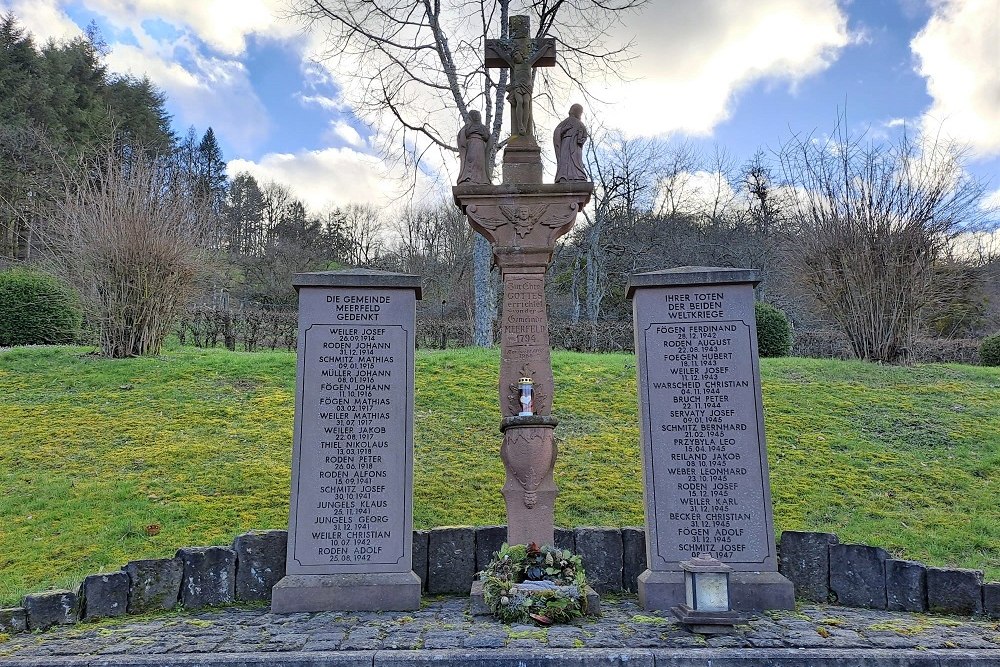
[501,428,556,508]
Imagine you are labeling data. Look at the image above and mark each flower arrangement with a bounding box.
[480,542,588,624]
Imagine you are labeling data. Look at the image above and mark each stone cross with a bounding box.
[485,15,556,140]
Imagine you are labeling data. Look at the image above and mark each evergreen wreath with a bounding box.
[480,542,588,625]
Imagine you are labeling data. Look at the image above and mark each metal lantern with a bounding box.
[671,553,746,634]
[518,377,534,416]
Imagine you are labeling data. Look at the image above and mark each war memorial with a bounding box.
[0,14,997,667]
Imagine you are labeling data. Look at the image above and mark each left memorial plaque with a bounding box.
[271,270,423,613]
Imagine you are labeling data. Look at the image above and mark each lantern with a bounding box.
[670,553,746,633]
[518,377,534,416]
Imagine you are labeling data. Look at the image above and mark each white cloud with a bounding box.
[592,0,852,137]
[912,0,1000,157]
[104,43,269,153]
[982,186,1000,212]
[1,0,81,41]
[329,121,366,148]
[297,93,347,113]
[228,147,427,213]
[76,0,297,56]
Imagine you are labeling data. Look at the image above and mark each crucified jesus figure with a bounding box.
[485,15,556,139]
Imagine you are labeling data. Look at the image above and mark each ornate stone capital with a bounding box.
[453,182,593,251]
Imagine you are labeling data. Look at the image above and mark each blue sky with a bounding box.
[4,0,999,213]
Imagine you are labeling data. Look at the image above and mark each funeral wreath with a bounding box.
[480,542,588,624]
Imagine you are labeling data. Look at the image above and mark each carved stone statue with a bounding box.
[484,16,556,140]
[457,110,490,185]
[553,104,589,182]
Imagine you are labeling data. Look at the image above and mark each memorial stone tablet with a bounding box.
[271,270,422,612]
[628,267,793,612]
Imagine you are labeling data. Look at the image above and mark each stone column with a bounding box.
[272,269,423,612]
[496,251,556,546]
[453,184,591,547]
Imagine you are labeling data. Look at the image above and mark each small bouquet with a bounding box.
[480,542,588,625]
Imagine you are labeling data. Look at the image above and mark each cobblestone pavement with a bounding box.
[1,596,998,660]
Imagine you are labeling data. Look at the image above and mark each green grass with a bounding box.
[0,344,998,606]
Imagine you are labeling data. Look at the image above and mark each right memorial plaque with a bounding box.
[628,266,794,612]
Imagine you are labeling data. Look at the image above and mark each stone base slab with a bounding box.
[469,579,601,617]
[270,572,421,613]
[638,569,794,612]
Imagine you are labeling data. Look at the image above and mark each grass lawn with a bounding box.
[0,344,998,606]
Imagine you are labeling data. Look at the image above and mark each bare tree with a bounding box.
[777,123,993,363]
[335,203,388,266]
[575,129,657,327]
[47,146,211,357]
[290,0,644,346]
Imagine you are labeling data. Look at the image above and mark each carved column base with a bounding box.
[500,418,558,546]
[503,484,557,547]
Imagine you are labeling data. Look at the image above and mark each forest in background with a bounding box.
[2,11,999,363]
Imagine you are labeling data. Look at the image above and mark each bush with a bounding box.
[0,269,82,346]
[755,302,792,357]
[52,147,209,357]
[981,334,1000,366]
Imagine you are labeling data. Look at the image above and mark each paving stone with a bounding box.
[124,557,183,613]
[81,571,129,620]
[621,526,646,594]
[412,529,429,591]
[584,629,625,648]
[475,525,507,573]
[383,631,422,649]
[746,636,785,648]
[829,543,889,609]
[885,559,927,612]
[705,634,746,648]
[233,529,286,602]
[170,640,223,653]
[427,526,476,594]
[303,639,345,651]
[5,593,1000,661]
[424,630,466,649]
[341,626,383,650]
[778,531,838,603]
[574,526,623,594]
[927,566,984,615]
[0,607,27,634]
[463,631,506,649]
[953,636,1000,649]
[22,590,78,630]
[546,627,586,648]
[178,546,236,608]
[214,640,258,653]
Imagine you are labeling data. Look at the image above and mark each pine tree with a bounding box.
[196,127,228,215]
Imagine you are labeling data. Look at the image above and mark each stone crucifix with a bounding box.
[454,19,593,552]
[485,15,556,142]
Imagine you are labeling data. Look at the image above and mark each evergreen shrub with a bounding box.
[0,269,82,346]
[980,334,1000,367]
[755,301,792,357]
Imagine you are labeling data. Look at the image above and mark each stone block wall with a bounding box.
[777,531,989,617]
[1,526,996,635]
